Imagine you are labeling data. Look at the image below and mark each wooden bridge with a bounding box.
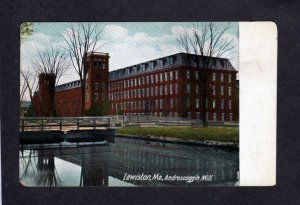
[20,117,111,132]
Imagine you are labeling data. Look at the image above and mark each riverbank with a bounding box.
[116,126,239,148]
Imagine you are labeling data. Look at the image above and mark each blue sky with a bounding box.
[21,22,239,97]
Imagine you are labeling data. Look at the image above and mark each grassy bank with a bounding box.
[116,126,239,143]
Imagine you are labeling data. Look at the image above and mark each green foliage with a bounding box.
[86,103,102,116]
[20,22,33,41]
[86,100,110,116]
[116,126,239,143]
[101,99,109,115]
[25,104,35,117]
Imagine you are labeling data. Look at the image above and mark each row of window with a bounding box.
[115,111,234,121]
[212,72,232,83]
[186,98,232,110]
[93,59,106,69]
[185,70,233,83]
[111,98,178,111]
[86,83,106,91]
[109,70,179,90]
[187,112,234,121]
[186,84,232,96]
[211,85,232,96]
[109,84,179,101]
[110,56,177,78]
[86,92,106,101]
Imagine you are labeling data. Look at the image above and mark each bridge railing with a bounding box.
[20,117,111,131]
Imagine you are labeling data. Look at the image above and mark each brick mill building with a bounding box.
[33,52,238,121]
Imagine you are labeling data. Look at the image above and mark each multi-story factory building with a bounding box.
[33,52,238,121]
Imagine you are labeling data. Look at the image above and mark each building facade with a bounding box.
[33,52,238,121]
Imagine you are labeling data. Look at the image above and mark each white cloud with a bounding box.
[104,24,128,39]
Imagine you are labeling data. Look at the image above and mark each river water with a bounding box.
[19,137,239,187]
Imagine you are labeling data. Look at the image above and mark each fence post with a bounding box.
[77,118,79,130]
[93,118,96,130]
[59,118,62,131]
[41,118,44,131]
[22,119,24,132]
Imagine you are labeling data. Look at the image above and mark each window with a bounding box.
[160,73,163,82]
[151,75,154,83]
[170,84,173,94]
[229,74,232,83]
[230,113,233,121]
[156,74,159,83]
[221,73,224,82]
[165,85,168,95]
[146,76,149,84]
[142,101,145,109]
[221,86,224,95]
[151,87,154,96]
[222,113,225,121]
[161,59,164,67]
[93,60,97,67]
[94,93,98,101]
[196,98,200,108]
[213,113,217,121]
[187,84,191,93]
[205,99,208,108]
[155,86,158,96]
[229,87,232,96]
[186,98,190,109]
[212,86,216,95]
[212,100,216,109]
[212,73,216,81]
[186,70,190,79]
[170,98,173,108]
[165,72,168,81]
[196,85,199,94]
[170,71,173,80]
[175,70,178,80]
[170,56,174,65]
[187,112,191,119]
[221,100,224,109]
[150,62,154,69]
[146,88,149,97]
[160,86,163,95]
[195,71,199,80]
[229,100,232,109]
[160,99,163,109]
[175,84,178,94]
[196,112,200,119]
[101,83,105,90]
[97,61,103,68]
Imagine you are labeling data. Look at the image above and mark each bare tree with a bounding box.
[20,68,38,103]
[177,22,236,125]
[32,46,70,85]
[62,23,107,114]
[32,46,70,116]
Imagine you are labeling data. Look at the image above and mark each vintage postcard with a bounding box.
[19,22,276,187]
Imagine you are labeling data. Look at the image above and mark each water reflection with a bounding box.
[19,138,239,187]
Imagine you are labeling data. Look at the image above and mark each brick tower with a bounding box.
[38,73,56,116]
[84,52,110,112]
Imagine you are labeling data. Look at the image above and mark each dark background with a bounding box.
[1,0,299,204]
